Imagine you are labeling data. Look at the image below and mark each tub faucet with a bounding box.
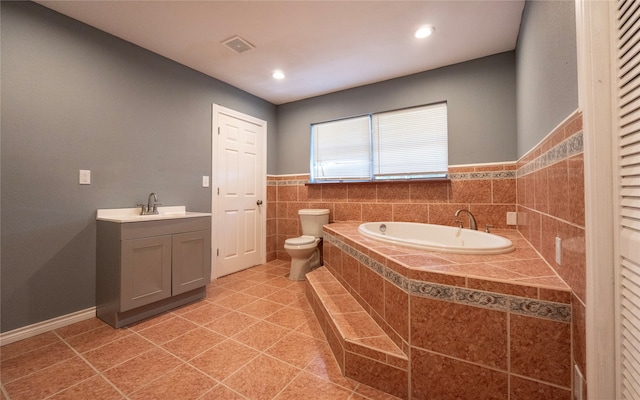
[454,209,477,230]
[147,192,159,214]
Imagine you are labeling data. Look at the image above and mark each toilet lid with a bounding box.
[285,235,316,246]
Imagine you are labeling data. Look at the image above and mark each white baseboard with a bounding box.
[0,307,96,346]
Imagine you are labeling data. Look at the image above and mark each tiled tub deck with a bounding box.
[306,222,573,400]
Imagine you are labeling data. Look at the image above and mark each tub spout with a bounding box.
[454,209,477,230]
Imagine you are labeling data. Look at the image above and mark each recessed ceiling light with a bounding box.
[272,70,285,80]
[414,26,434,39]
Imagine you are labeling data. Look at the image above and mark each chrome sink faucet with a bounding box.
[138,192,160,215]
[147,192,159,214]
[454,209,477,230]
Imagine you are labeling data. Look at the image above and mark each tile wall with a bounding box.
[516,110,586,394]
[267,163,517,261]
[319,223,572,399]
[266,109,586,398]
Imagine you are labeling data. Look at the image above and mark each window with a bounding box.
[310,103,448,182]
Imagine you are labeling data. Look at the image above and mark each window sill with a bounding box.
[305,178,451,186]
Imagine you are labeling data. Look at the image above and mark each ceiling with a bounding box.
[37,1,525,105]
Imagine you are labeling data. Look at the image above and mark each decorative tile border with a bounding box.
[324,232,571,323]
[449,170,516,180]
[517,132,583,178]
[268,169,515,186]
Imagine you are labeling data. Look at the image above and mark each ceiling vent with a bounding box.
[222,36,255,54]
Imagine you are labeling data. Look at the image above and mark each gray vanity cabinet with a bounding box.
[120,235,172,312]
[172,230,211,295]
[97,216,211,328]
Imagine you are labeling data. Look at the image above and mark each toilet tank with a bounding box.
[299,209,330,237]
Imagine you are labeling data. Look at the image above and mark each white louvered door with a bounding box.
[616,0,640,397]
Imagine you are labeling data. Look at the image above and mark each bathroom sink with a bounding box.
[96,206,211,223]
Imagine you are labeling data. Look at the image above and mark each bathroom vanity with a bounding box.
[96,207,211,328]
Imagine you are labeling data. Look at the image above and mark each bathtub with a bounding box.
[358,221,514,254]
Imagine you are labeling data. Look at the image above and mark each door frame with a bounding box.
[575,0,616,398]
[211,104,267,280]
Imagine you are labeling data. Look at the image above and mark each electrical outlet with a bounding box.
[202,176,210,188]
[79,169,91,185]
[574,364,583,400]
[506,212,517,225]
[556,237,562,265]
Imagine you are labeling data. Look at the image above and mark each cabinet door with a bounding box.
[172,230,211,295]
[121,235,172,312]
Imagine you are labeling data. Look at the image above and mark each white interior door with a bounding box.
[212,105,266,278]
[616,1,640,397]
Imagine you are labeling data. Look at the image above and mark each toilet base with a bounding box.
[289,249,320,281]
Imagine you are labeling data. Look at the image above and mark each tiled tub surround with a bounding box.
[266,162,517,261]
[516,110,586,392]
[312,222,572,399]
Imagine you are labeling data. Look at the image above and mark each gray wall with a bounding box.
[516,0,578,157]
[1,1,276,332]
[276,51,517,174]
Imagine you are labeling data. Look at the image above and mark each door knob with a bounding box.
[256,200,263,205]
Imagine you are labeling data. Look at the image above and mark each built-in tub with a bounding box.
[358,221,514,254]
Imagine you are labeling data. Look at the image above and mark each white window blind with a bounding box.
[311,116,371,180]
[372,103,448,179]
[310,103,448,182]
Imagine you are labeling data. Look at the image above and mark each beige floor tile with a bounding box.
[295,320,327,341]
[0,332,60,361]
[266,332,329,369]
[190,339,259,381]
[265,306,314,330]
[211,292,260,309]
[47,375,124,400]
[4,357,95,400]
[199,384,247,399]
[82,334,156,372]
[102,348,182,394]
[177,302,232,326]
[162,327,226,361]
[354,383,403,399]
[1,342,76,383]
[264,288,301,306]
[241,283,283,298]
[129,364,217,400]
[232,320,291,351]
[223,355,300,400]
[236,298,283,319]
[204,311,260,337]
[305,346,359,391]
[135,316,198,345]
[0,262,402,400]
[54,318,108,339]
[64,325,132,353]
[274,371,353,400]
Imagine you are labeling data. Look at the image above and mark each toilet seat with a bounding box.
[285,235,316,246]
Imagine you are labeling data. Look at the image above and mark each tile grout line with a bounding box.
[52,330,132,400]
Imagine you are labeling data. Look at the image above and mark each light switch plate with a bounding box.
[202,176,210,188]
[79,170,91,185]
[506,212,517,225]
[555,237,562,265]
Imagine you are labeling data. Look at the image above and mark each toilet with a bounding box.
[285,209,330,281]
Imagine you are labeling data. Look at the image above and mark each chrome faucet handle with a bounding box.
[137,203,147,215]
[151,203,162,214]
[454,219,463,228]
[485,224,494,233]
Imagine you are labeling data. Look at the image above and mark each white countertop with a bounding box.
[96,206,211,223]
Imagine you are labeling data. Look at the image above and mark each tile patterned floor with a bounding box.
[0,260,400,400]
